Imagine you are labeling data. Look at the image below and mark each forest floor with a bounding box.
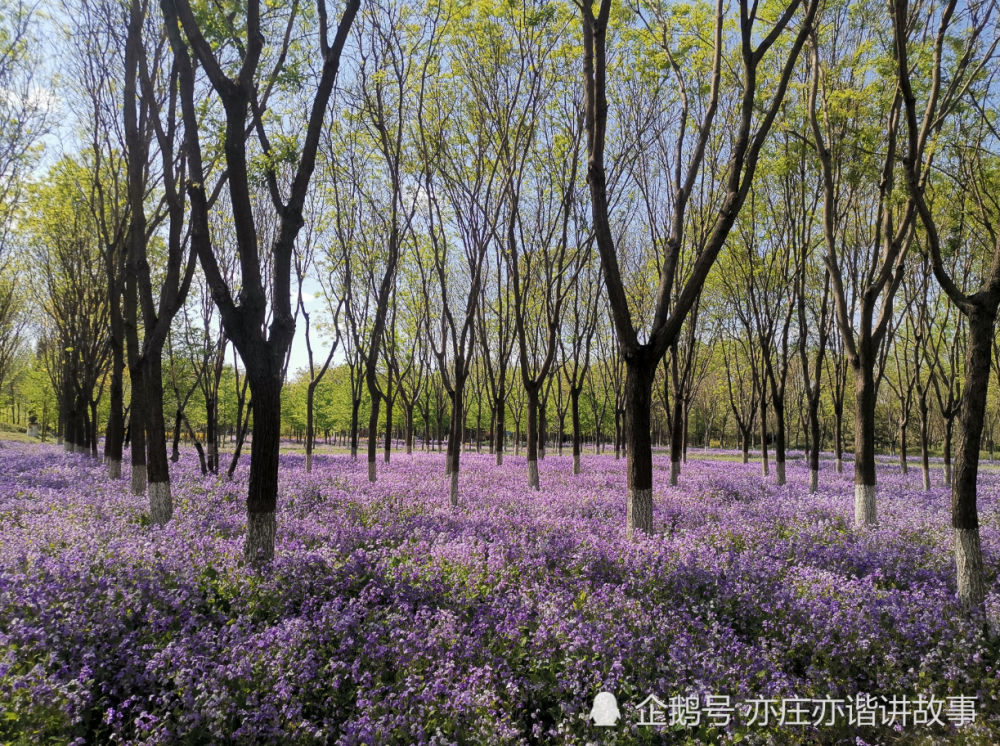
[0,441,998,744]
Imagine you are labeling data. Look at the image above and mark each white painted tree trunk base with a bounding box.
[75,444,87,454]
[306,453,312,473]
[626,488,653,541]
[776,462,786,486]
[835,459,843,474]
[351,448,357,460]
[922,469,930,491]
[384,452,390,464]
[900,461,908,475]
[131,465,147,495]
[573,455,580,475]
[944,463,952,487]
[108,459,122,480]
[761,459,769,478]
[245,511,276,567]
[809,469,818,494]
[64,441,73,452]
[57,437,63,446]
[406,444,412,455]
[449,471,459,507]
[670,461,680,486]
[854,484,877,527]
[496,452,503,466]
[528,460,539,490]
[368,461,376,483]
[955,527,986,611]
[149,481,172,526]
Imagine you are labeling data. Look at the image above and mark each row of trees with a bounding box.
[4,0,1000,614]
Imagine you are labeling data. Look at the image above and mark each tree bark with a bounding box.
[571,387,582,475]
[624,360,655,539]
[526,388,539,489]
[243,376,280,566]
[852,360,878,526]
[949,307,993,610]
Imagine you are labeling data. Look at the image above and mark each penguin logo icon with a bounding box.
[590,691,620,726]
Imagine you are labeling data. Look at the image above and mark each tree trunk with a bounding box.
[951,306,994,611]
[760,397,769,478]
[243,375,279,567]
[526,388,540,489]
[171,409,182,462]
[571,387,582,475]
[129,365,147,495]
[624,361,655,540]
[808,392,820,494]
[405,403,414,454]
[367,392,381,482]
[538,394,547,461]
[852,362,878,526]
[834,402,844,474]
[350,396,360,460]
[106,331,125,478]
[206,392,218,473]
[898,416,908,475]
[943,417,953,487]
[384,395,393,464]
[773,396,786,486]
[919,394,931,491]
[144,353,172,526]
[306,382,316,472]
[669,393,683,486]
[495,393,506,465]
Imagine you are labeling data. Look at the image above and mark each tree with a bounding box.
[163,0,360,564]
[579,0,819,538]
[893,0,999,611]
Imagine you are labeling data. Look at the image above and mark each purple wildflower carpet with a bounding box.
[1,442,998,744]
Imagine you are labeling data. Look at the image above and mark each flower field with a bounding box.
[1,442,999,745]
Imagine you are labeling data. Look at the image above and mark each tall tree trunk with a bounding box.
[760,396,769,477]
[951,307,994,611]
[624,360,655,540]
[773,396,786,485]
[305,382,316,472]
[63,369,75,453]
[808,392,821,493]
[852,362,878,526]
[367,392,381,482]
[538,394,547,461]
[447,382,466,505]
[898,416,908,475]
[526,388,539,489]
[206,393,218,473]
[942,417,953,487]
[243,376,280,566]
[384,395,393,464]
[571,387,582,475]
[350,396,360,460]
[171,409,182,462]
[495,390,506,465]
[834,401,844,474]
[669,393,683,485]
[106,331,125,478]
[144,353,172,526]
[919,393,931,491]
[129,365,147,495]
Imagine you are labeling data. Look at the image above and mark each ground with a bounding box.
[0,442,998,744]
